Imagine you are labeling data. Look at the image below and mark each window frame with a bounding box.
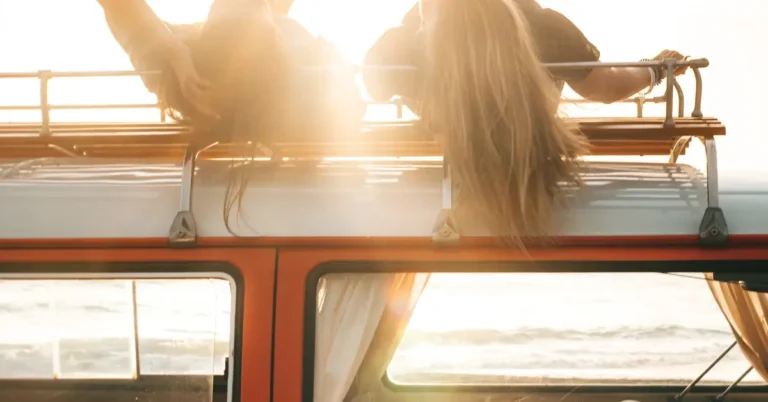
[302,260,768,401]
[0,261,245,402]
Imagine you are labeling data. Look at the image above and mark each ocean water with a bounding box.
[389,273,764,384]
[0,279,232,378]
[0,273,762,385]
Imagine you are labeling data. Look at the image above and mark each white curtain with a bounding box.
[313,272,429,402]
[314,273,393,402]
[707,273,768,381]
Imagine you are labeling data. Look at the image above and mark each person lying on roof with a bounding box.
[363,0,690,109]
[95,0,365,235]
[95,0,365,144]
[361,0,691,245]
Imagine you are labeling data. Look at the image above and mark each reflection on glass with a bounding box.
[137,279,231,375]
[48,280,135,379]
[0,281,54,378]
[0,278,231,379]
[382,273,761,385]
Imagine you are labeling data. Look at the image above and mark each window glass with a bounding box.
[313,271,762,387]
[136,279,231,375]
[0,278,231,379]
[385,272,761,385]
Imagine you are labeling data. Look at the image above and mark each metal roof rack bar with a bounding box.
[713,366,754,401]
[0,58,707,138]
[697,136,729,247]
[432,156,459,243]
[168,141,217,247]
[657,61,729,247]
[672,340,737,401]
[0,59,722,244]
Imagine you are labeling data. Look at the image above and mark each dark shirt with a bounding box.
[362,2,601,103]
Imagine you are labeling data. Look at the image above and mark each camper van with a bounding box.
[0,49,767,402]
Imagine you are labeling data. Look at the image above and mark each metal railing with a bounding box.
[0,58,707,137]
[0,58,723,248]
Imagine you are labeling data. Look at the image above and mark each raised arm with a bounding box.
[96,0,181,64]
[96,0,217,118]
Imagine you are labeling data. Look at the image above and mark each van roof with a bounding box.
[0,158,765,240]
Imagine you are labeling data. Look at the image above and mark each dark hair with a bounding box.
[162,14,291,143]
[140,8,364,234]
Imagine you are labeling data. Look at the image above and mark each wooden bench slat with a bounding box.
[0,144,689,159]
[0,117,721,159]
[0,118,724,133]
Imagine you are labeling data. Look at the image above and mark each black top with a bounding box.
[363,2,601,103]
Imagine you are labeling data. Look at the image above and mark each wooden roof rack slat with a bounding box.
[0,118,725,150]
[0,58,727,248]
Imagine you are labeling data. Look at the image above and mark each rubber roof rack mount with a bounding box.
[0,58,725,247]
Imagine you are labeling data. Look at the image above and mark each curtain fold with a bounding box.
[707,273,768,381]
[314,272,430,402]
[346,273,430,402]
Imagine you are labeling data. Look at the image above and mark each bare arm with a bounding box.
[96,0,183,64]
[270,0,294,14]
[96,0,217,118]
[568,67,654,104]
[569,49,689,104]
[532,10,681,105]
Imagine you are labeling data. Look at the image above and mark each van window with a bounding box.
[0,270,238,402]
[385,272,761,386]
[309,269,763,395]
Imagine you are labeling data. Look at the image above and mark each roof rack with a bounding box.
[0,58,726,247]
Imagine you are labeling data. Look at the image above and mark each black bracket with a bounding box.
[432,157,461,244]
[168,211,197,248]
[167,142,215,248]
[698,207,729,247]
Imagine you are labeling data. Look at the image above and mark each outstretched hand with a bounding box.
[652,49,689,77]
[166,42,219,119]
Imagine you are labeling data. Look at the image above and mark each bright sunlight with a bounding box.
[1,0,767,388]
[0,0,765,167]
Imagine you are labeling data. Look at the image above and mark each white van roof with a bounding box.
[0,158,764,240]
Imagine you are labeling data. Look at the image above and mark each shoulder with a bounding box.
[527,8,600,63]
[527,7,600,82]
[525,7,600,82]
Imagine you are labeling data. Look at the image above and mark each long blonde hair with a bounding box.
[419,0,589,244]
